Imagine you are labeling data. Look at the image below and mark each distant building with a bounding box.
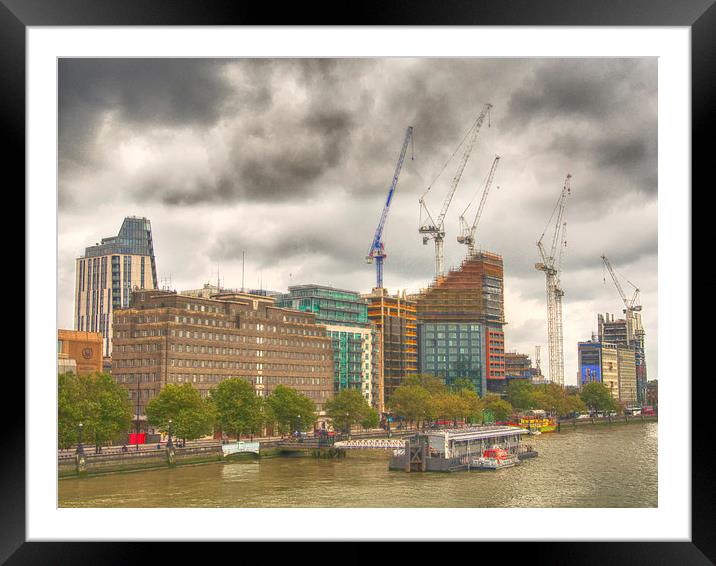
[415,252,505,397]
[362,287,417,412]
[598,312,647,404]
[505,352,532,381]
[111,289,334,431]
[276,285,378,407]
[600,343,619,401]
[74,216,158,357]
[617,346,638,405]
[578,338,603,387]
[58,329,104,375]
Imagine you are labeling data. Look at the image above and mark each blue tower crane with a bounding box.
[366,126,414,289]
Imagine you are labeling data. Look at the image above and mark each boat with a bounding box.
[508,410,557,433]
[471,446,519,470]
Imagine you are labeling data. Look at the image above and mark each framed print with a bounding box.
[7,0,708,562]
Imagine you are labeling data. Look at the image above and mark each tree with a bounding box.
[484,394,513,422]
[325,389,371,433]
[265,385,316,435]
[361,408,381,430]
[58,372,132,450]
[506,380,537,410]
[146,383,215,441]
[389,384,432,428]
[580,382,616,413]
[458,388,484,424]
[211,378,265,439]
[450,377,475,393]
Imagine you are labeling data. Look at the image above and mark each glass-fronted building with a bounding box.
[578,339,603,387]
[417,322,487,396]
[276,285,378,406]
[75,217,158,356]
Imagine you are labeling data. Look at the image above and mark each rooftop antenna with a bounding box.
[242,251,245,293]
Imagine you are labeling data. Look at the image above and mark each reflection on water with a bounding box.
[59,422,657,508]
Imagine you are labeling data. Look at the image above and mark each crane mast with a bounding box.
[535,174,571,387]
[457,155,501,257]
[419,103,492,279]
[366,126,414,288]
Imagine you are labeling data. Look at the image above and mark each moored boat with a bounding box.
[471,446,519,470]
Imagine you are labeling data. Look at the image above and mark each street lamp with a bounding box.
[167,419,173,449]
[76,422,84,456]
[297,414,302,443]
[345,412,350,438]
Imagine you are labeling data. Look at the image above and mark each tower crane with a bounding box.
[366,126,414,289]
[535,174,571,387]
[457,155,501,257]
[419,103,492,280]
[600,254,642,343]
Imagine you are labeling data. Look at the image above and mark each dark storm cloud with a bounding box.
[506,59,655,126]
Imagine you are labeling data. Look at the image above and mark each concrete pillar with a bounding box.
[167,447,176,466]
[404,440,411,472]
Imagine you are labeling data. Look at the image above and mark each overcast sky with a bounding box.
[58,58,657,385]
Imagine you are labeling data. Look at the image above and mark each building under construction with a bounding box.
[598,312,647,404]
[415,251,505,396]
[363,288,417,411]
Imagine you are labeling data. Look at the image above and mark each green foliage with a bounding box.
[389,384,433,426]
[325,389,372,433]
[211,378,265,438]
[450,377,476,393]
[402,374,445,394]
[484,394,513,422]
[506,379,538,410]
[146,383,215,440]
[361,408,381,430]
[265,385,316,435]
[580,382,617,412]
[57,372,133,449]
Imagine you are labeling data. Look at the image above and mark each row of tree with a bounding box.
[505,379,618,415]
[58,373,379,449]
[58,372,621,450]
[387,375,513,427]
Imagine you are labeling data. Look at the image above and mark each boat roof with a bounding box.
[425,426,527,442]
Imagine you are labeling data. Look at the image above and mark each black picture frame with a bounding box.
[7,0,706,563]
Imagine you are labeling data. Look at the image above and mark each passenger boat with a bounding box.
[472,446,519,470]
[506,410,557,433]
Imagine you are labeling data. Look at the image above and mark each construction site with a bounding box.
[359,99,648,405]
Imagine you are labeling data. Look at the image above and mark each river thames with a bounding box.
[58,422,657,508]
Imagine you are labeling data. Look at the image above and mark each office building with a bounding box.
[415,252,505,396]
[598,312,647,404]
[275,285,378,406]
[74,216,158,357]
[111,289,334,430]
[57,329,104,375]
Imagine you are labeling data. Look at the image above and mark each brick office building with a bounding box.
[110,289,335,431]
[57,329,104,375]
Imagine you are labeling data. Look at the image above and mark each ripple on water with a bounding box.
[59,423,657,508]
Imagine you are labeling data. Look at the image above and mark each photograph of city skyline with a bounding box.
[57,57,657,508]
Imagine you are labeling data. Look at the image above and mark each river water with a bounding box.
[58,422,657,508]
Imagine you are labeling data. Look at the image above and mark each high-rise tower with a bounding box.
[74,216,158,357]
